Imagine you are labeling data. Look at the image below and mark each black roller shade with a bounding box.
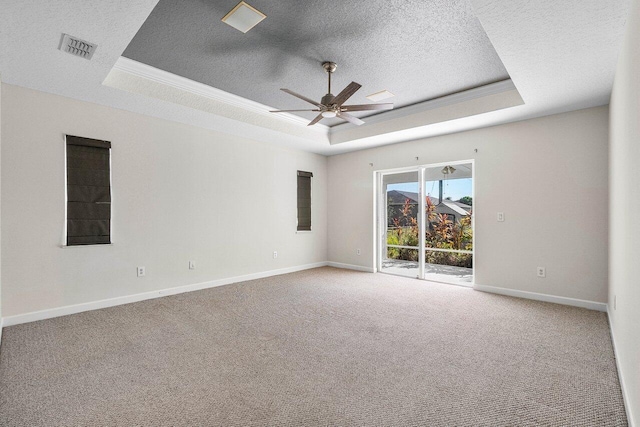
[66,135,111,245]
[297,171,313,231]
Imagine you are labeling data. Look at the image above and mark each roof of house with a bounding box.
[387,190,471,214]
[441,201,471,217]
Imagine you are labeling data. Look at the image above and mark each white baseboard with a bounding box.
[327,261,375,273]
[2,262,329,327]
[607,307,635,427]
[473,284,607,312]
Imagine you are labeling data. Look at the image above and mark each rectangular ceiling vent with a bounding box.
[59,33,97,60]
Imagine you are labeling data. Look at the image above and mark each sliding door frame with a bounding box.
[374,159,475,286]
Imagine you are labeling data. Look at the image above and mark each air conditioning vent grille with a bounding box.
[59,33,96,60]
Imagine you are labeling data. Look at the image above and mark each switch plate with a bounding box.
[537,267,546,278]
[189,261,196,270]
[137,266,146,277]
[273,251,278,259]
[497,212,505,222]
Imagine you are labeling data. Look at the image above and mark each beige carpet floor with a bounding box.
[0,267,627,426]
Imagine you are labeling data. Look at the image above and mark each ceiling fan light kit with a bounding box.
[270,61,394,126]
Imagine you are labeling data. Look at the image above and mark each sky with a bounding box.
[389,178,472,201]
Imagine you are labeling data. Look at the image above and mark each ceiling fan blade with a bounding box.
[281,89,323,107]
[269,109,320,113]
[332,82,362,106]
[341,103,394,112]
[308,114,324,126]
[337,112,365,126]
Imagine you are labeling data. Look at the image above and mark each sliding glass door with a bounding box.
[378,162,474,285]
[423,163,473,285]
[379,171,420,278]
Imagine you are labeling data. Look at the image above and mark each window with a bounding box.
[297,171,312,231]
[65,135,111,245]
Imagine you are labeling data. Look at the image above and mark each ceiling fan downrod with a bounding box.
[322,61,337,93]
[322,61,337,107]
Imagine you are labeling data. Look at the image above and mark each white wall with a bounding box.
[328,107,609,303]
[608,0,640,423]
[1,84,327,318]
[0,75,2,326]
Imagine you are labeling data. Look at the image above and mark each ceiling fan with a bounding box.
[270,61,393,126]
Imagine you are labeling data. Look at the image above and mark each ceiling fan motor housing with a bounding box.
[321,93,336,108]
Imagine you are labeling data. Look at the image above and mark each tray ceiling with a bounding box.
[123,0,510,126]
[0,0,629,155]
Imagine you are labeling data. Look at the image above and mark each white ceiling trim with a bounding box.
[111,56,330,133]
[329,80,523,146]
[330,79,517,133]
[111,56,521,142]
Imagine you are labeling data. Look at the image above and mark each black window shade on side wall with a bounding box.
[297,171,312,231]
[66,135,111,245]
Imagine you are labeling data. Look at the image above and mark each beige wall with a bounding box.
[609,0,640,423]
[0,84,327,317]
[328,106,609,303]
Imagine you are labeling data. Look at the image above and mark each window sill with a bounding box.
[60,243,114,249]
[296,230,313,234]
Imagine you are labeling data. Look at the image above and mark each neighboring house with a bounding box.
[387,190,471,227]
[447,199,473,213]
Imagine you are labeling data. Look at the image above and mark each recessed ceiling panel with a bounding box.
[123,0,510,126]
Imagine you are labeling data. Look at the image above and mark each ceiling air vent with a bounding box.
[59,33,97,60]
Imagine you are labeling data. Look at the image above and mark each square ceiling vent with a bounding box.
[222,1,266,33]
[59,33,97,60]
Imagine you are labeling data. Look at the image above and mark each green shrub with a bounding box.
[386,196,473,267]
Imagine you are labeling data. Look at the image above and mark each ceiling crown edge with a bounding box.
[111,56,331,133]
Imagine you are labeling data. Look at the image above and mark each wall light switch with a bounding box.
[137,266,146,277]
[497,212,505,222]
[189,261,196,270]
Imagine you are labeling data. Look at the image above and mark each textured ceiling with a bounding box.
[123,0,510,126]
[0,0,630,155]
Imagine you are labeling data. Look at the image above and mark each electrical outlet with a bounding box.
[273,251,278,259]
[137,266,146,277]
[356,248,361,256]
[189,261,196,270]
[537,267,546,278]
[497,212,505,222]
